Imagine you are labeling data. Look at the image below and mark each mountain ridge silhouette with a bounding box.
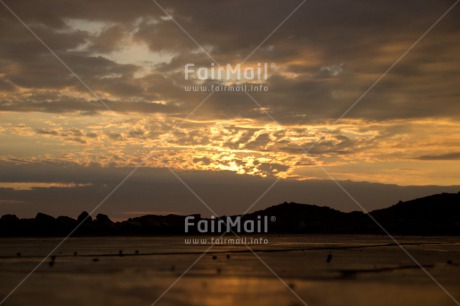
[1,191,459,236]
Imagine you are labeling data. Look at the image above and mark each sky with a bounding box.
[0,0,459,220]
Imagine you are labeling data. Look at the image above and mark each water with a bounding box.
[1,235,459,305]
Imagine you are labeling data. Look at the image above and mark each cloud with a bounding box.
[0,162,459,219]
[415,152,460,160]
[1,0,460,217]
[0,0,457,122]
[1,111,459,184]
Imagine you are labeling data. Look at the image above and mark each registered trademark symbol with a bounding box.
[270,216,276,222]
[270,63,277,71]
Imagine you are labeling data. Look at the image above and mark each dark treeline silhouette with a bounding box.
[1,192,459,236]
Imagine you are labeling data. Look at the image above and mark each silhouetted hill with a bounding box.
[370,192,460,234]
[242,202,371,233]
[0,192,459,236]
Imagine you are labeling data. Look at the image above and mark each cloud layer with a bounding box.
[1,0,459,215]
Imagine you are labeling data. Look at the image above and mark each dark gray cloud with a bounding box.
[1,162,459,219]
[0,96,178,113]
[415,152,460,160]
[0,0,458,122]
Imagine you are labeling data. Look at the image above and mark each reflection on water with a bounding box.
[0,235,459,306]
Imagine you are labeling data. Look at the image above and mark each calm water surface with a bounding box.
[1,235,459,306]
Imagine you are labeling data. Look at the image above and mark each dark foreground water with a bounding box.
[0,235,459,306]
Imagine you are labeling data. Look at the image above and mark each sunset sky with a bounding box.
[1,0,459,219]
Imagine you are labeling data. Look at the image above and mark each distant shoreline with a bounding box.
[1,191,459,237]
